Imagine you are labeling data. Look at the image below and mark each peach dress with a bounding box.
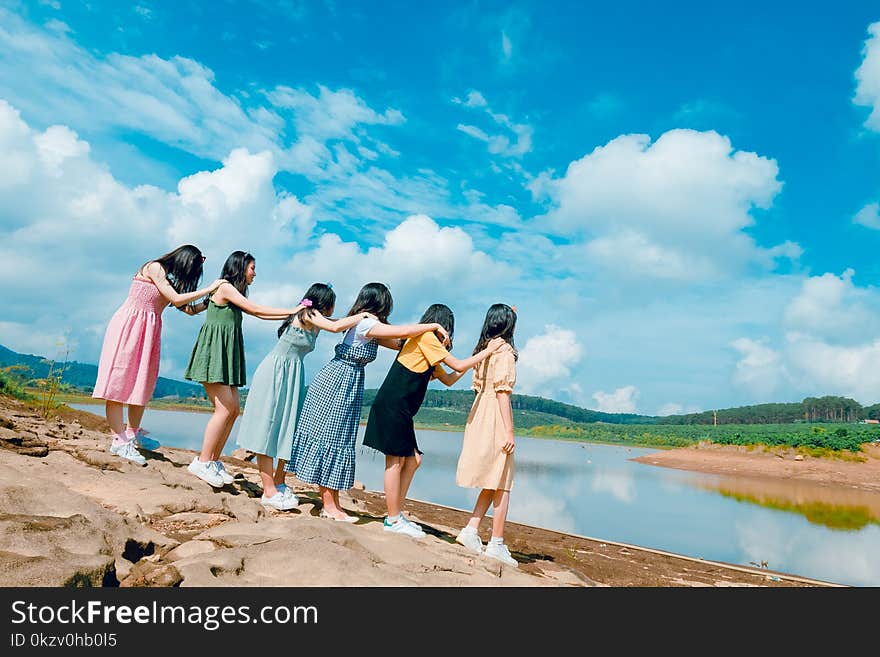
[455,343,517,491]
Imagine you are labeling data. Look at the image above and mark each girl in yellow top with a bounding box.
[362,304,504,538]
[454,303,519,566]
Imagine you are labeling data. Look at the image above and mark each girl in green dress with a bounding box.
[184,251,304,488]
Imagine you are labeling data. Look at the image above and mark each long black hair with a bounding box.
[419,303,454,350]
[346,282,393,323]
[220,251,255,296]
[278,283,336,338]
[473,303,518,360]
[141,244,204,294]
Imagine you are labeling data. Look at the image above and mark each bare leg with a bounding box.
[209,386,239,461]
[466,489,495,530]
[105,400,126,436]
[273,459,287,488]
[126,404,146,431]
[319,486,339,515]
[398,453,421,508]
[490,489,511,540]
[199,384,239,463]
[383,455,404,517]
[256,454,277,498]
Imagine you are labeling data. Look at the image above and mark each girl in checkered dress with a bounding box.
[286,282,450,522]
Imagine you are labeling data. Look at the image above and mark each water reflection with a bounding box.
[694,475,880,531]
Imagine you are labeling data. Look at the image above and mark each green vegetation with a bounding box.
[0,365,32,401]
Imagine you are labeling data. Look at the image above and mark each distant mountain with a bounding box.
[0,344,206,400]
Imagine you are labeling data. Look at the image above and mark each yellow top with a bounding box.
[397,330,449,376]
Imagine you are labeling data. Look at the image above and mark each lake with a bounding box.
[71,403,880,586]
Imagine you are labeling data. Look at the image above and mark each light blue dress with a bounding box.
[235,325,318,459]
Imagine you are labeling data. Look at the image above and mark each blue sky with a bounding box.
[2,0,880,415]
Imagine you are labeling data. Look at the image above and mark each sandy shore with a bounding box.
[0,396,856,587]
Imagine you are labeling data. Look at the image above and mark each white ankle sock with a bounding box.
[489,536,504,546]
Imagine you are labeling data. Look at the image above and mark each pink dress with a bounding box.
[92,278,168,406]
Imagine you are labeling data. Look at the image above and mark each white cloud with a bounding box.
[501,31,513,60]
[784,333,880,404]
[656,403,702,416]
[592,386,639,413]
[0,8,281,162]
[730,338,788,399]
[516,325,584,395]
[854,22,880,132]
[453,89,533,158]
[0,101,314,373]
[854,202,880,229]
[783,269,880,344]
[539,129,788,281]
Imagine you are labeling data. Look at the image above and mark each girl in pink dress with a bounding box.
[92,245,223,466]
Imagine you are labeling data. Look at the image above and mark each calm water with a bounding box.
[73,403,880,586]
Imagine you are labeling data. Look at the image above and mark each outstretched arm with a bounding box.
[144,262,224,308]
[432,365,467,387]
[304,311,376,333]
[441,337,506,373]
[214,282,304,320]
[366,322,450,344]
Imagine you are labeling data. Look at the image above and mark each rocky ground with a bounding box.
[0,396,836,587]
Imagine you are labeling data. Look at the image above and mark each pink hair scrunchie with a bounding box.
[299,299,313,307]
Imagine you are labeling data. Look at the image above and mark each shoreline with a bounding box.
[0,395,836,587]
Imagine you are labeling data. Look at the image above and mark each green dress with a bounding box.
[184,295,246,386]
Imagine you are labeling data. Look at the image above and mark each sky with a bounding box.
[1,0,880,416]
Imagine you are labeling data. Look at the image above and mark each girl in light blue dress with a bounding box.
[235,283,373,510]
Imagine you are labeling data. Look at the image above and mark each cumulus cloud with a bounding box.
[516,325,584,395]
[537,129,789,281]
[783,269,880,344]
[0,101,314,374]
[592,386,639,413]
[730,338,788,399]
[854,22,880,132]
[727,270,880,405]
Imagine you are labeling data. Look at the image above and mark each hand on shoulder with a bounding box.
[488,337,508,352]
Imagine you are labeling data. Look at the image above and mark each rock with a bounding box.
[165,540,217,562]
[0,462,171,586]
[230,449,254,462]
[120,561,182,587]
[0,433,48,457]
[794,454,804,461]
[352,481,366,491]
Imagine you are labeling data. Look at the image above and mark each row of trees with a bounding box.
[659,396,880,425]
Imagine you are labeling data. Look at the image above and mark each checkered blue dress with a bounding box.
[285,337,379,490]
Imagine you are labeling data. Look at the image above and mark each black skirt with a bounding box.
[363,358,434,456]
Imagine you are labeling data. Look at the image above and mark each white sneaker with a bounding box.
[455,527,483,554]
[212,460,235,484]
[261,491,298,511]
[277,484,299,506]
[484,541,518,567]
[399,513,423,532]
[131,428,161,451]
[187,457,224,488]
[383,516,425,538]
[109,439,147,466]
